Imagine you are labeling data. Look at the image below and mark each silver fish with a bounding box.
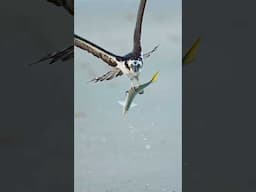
[119,72,160,116]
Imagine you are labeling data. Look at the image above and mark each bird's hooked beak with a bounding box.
[131,64,140,72]
[131,60,142,73]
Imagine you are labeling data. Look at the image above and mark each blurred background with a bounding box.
[75,0,181,191]
[0,1,73,191]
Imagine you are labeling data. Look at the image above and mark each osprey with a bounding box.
[74,0,158,88]
[30,0,157,89]
[31,1,201,69]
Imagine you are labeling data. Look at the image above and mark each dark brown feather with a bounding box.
[89,69,123,83]
[133,0,147,57]
[29,45,73,66]
[47,0,74,15]
[74,34,123,67]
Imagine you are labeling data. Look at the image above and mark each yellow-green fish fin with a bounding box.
[151,71,160,83]
[183,37,201,65]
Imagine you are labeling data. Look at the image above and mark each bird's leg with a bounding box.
[131,76,144,94]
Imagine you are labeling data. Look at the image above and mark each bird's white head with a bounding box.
[128,59,143,73]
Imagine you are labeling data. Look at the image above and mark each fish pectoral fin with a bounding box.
[118,100,126,107]
[130,102,137,108]
[118,100,137,109]
[138,90,144,94]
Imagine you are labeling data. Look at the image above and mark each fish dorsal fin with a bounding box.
[118,101,137,108]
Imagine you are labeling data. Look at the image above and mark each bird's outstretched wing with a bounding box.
[74,34,123,67]
[47,0,74,15]
[143,45,159,59]
[29,0,74,66]
[29,45,73,66]
[183,37,201,65]
[89,69,123,83]
[133,0,147,57]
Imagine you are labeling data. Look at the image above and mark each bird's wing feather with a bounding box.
[29,45,73,66]
[89,69,123,83]
[74,34,122,67]
[143,45,159,59]
[47,0,74,15]
[133,0,147,57]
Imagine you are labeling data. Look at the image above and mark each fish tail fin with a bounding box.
[123,110,127,117]
[151,71,160,83]
[182,37,201,65]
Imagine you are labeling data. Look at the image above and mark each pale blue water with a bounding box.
[75,0,181,191]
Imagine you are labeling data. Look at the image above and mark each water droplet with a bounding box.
[145,144,151,150]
